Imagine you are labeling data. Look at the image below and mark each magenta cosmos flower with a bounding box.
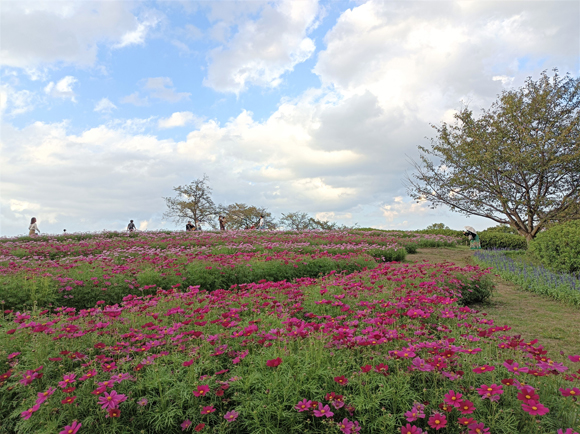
[468,422,490,434]
[266,357,282,367]
[568,355,580,363]
[20,404,40,420]
[427,413,447,430]
[472,365,495,374]
[224,410,239,422]
[458,400,476,415]
[560,387,580,397]
[503,361,528,375]
[295,399,312,412]
[521,400,549,416]
[338,418,354,434]
[443,390,463,407]
[313,404,334,418]
[98,390,127,410]
[401,424,423,434]
[558,429,579,434]
[201,406,216,415]
[36,387,56,405]
[181,419,192,431]
[334,375,348,385]
[193,385,210,397]
[58,373,76,389]
[59,421,82,434]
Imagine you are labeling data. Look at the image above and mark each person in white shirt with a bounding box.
[29,217,40,236]
[257,215,265,230]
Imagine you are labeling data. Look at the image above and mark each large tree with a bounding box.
[218,203,276,230]
[163,175,218,229]
[407,70,580,242]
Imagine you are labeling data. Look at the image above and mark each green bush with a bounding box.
[481,224,519,235]
[414,228,464,238]
[478,232,527,250]
[529,220,580,274]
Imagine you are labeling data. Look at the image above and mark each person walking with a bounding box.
[219,215,226,231]
[29,217,40,236]
[186,221,195,231]
[127,220,136,232]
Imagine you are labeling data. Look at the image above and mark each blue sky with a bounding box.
[1,0,579,236]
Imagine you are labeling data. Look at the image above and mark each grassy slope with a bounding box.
[406,246,580,356]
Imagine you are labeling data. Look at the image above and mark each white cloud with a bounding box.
[113,13,161,49]
[44,76,77,101]
[0,84,36,115]
[0,2,146,68]
[158,111,202,129]
[94,98,117,113]
[205,0,320,93]
[142,77,190,102]
[120,92,149,107]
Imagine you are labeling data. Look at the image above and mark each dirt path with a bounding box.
[406,247,580,356]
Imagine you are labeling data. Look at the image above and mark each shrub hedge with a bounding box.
[529,220,580,274]
[478,232,528,250]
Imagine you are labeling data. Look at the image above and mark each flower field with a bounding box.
[0,231,578,434]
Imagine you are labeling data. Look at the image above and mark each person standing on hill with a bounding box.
[29,217,40,236]
[186,221,195,231]
[257,215,265,230]
[127,220,136,232]
[219,215,226,231]
[194,219,202,231]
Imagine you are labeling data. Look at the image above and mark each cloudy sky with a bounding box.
[1,0,578,236]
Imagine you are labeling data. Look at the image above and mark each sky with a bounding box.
[1,0,579,236]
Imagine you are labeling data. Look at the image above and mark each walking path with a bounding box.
[407,247,580,356]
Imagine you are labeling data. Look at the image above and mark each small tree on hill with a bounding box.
[163,175,218,229]
[219,203,276,230]
[279,212,312,230]
[407,70,580,242]
[426,223,449,230]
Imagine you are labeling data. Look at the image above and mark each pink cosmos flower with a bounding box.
[59,373,77,389]
[401,424,423,434]
[193,385,210,397]
[338,418,354,434]
[138,398,148,406]
[517,387,539,403]
[428,413,447,430]
[201,406,216,414]
[458,417,475,427]
[20,404,40,420]
[476,384,503,401]
[181,419,192,431]
[20,370,39,386]
[558,429,579,434]
[468,422,490,434]
[108,409,120,418]
[360,365,372,373]
[521,400,549,416]
[375,363,389,375]
[313,404,334,418]
[472,365,495,374]
[411,357,433,372]
[568,355,580,363]
[334,375,348,385]
[266,357,282,367]
[458,400,476,415]
[79,369,97,381]
[295,399,312,412]
[224,410,239,422]
[404,404,426,422]
[443,390,463,407]
[59,420,82,434]
[503,361,528,375]
[560,387,580,397]
[36,387,56,405]
[98,390,127,410]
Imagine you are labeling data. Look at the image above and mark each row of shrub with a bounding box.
[530,220,580,275]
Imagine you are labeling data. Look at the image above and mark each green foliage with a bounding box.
[481,224,519,235]
[454,274,495,305]
[425,223,449,230]
[479,232,528,250]
[529,220,580,274]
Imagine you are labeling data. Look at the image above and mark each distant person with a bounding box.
[194,219,201,231]
[219,215,226,231]
[463,226,481,250]
[186,221,195,231]
[257,215,265,230]
[127,220,136,232]
[63,229,67,234]
[29,217,40,236]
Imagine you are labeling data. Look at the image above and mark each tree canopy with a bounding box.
[218,203,275,230]
[163,175,218,229]
[407,70,580,242]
